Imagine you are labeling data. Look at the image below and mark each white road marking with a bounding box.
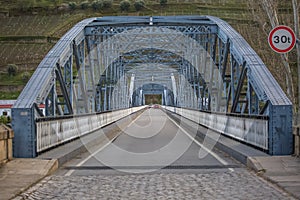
[64,135,118,176]
[125,112,143,128]
[166,115,235,172]
[65,113,144,176]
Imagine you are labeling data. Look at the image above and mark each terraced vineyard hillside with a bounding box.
[0,0,297,100]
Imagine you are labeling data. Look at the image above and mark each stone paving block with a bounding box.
[15,170,295,200]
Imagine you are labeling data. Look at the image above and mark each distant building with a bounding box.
[0,100,45,117]
[0,100,16,117]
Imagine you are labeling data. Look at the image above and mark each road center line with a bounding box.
[65,134,119,176]
[125,111,144,128]
[166,114,234,172]
[65,113,144,176]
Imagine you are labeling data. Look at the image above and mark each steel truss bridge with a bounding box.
[12,16,293,158]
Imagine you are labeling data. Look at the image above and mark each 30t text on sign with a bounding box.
[268,25,296,54]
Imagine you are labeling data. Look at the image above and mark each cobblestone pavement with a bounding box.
[15,169,295,200]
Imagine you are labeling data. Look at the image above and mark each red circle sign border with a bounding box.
[268,25,296,54]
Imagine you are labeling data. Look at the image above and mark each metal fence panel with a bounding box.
[36,106,147,153]
[165,106,268,150]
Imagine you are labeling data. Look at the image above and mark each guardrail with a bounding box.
[36,106,147,153]
[164,106,269,150]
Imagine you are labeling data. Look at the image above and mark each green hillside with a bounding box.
[0,0,297,101]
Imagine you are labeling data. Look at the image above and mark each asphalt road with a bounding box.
[59,108,239,176]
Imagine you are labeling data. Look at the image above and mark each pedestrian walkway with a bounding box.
[0,159,57,200]
[248,156,300,199]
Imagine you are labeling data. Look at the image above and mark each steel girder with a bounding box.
[12,16,292,157]
[106,48,206,108]
[12,18,96,158]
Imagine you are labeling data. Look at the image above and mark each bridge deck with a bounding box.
[60,108,238,175]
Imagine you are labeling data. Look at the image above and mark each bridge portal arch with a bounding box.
[12,16,292,157]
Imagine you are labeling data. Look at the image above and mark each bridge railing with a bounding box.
[36,106,147,153]
[164,106,269,150]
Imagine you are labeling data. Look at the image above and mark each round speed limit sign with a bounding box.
[268,25,296,53]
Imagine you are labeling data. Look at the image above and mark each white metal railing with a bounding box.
[164,106,268,150]
[36,106,147,153]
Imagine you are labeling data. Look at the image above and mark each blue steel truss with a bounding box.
[12,16,292,157]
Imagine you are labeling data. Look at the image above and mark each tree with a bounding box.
[17,0,36,11]
[92,0,103,11]
[49,0,62,8]
[0,116,8,125]
[292,0,300,113]
[248,0,296,111]
[7,64,18,76]
[160,0,167,6]
[120,0,131,12]
[134,0,145,11]
[22,72,31,83]
[102,0,112,9]
[80,1,90,10]
[68,2,77,10]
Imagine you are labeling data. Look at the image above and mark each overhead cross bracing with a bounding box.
[12,16,293,157]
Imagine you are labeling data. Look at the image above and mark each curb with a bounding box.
[246,157,265,173]
[42,159,59,175]
[17,159,59,198]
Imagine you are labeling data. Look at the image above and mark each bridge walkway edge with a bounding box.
[163,109,269,165]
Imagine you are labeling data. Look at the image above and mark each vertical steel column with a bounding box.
[121,65,128,109]
[171,73,177,106]
[178,74,182,107]
[129,74,135,107]
[86,37,96,113]
[191,67,196,109]
[64,57,73,114]
[12,107,36,158]
[208,35,216,111]
[56,64,73,115]
[103,85,107,111]
[104,60,109,111]
[96,87,101,112]
[268,105,293,155]
[51,86,56,116]
[182,60,187,107]
[139,89,143,106]
[248,83,259,114]
[230,55,238,112]
[95,37,101,85]
[73,40,88,113]
[164,87,167,105]
[45,85,56,116]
